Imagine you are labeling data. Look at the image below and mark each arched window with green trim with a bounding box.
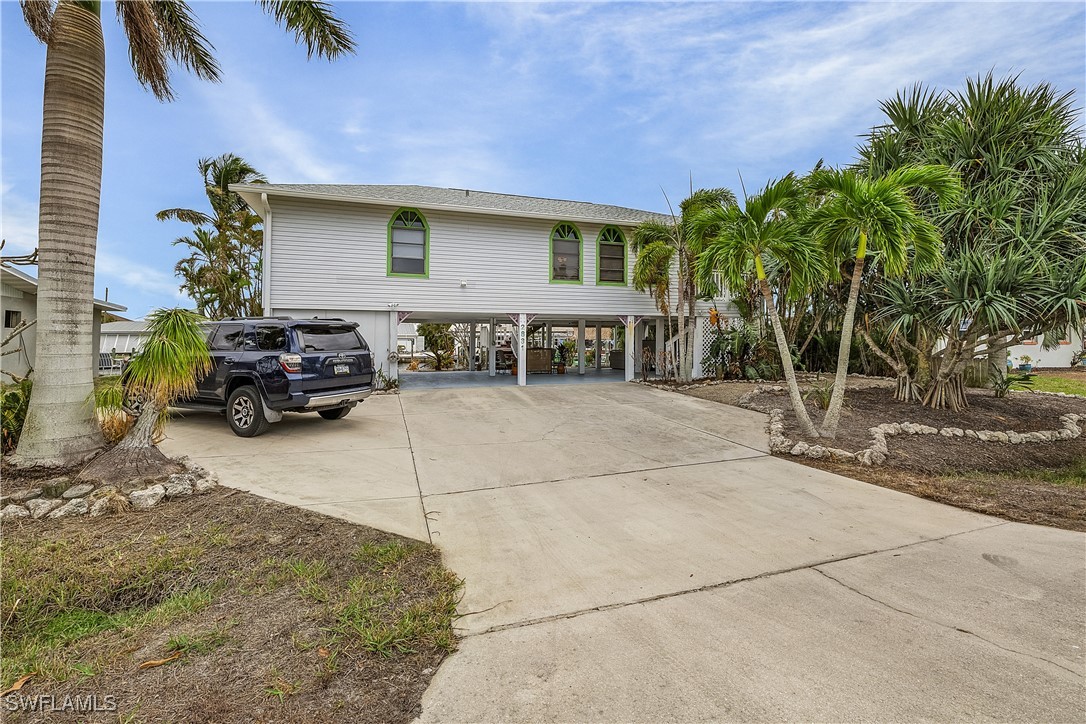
[550,223,582,283]
[596,226,626,285]
[387,209,428,277]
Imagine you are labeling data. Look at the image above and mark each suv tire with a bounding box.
[318,407,351,420]
[227,385,271,437]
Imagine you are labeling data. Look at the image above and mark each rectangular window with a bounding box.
[210,324,244,351]
[295,325,369,352]
[391,227,426,275]
[255,325,287,351]
[599,244,624,283]
[4,310,21,328]
[552,240,580,281]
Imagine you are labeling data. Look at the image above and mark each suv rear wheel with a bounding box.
[227,386,271,437]
[318,407,351,420]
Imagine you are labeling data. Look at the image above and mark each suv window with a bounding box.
[295,325,368,352]
[255,325,287,351]
[210,324,244,351]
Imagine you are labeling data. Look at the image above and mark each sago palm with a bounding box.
[806,165,961,437]
[79,308,212,482]
[15,0,354,467]
[694,174,825,438]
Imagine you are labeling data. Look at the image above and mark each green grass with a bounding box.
[2,514,462,691]
[1020,373,1086,396]
[951,459,1086,488]
[167,627,231,658]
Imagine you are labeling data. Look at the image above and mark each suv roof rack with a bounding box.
[310,316,346,321]
[220,316,294,321]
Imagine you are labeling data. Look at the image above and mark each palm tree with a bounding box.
[15,0,354,467]
[806,165,961,437]
[78,308,211,482]
[159,154,267,318]
[694,175,825,438]
[632,187,736,382]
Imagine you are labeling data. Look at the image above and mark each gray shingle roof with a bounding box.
[232,184,670,225]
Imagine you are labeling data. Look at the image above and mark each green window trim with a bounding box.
[387,208,430,278]
[549,222,583,284]
[596,226,627,286]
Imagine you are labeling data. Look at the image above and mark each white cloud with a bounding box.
[196,74,349,183]
[95,246,191,310]
[470,1,1085,186]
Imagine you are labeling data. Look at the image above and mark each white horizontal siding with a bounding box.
[268,197,709,318]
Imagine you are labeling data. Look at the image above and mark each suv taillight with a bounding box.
[278,353,302,374]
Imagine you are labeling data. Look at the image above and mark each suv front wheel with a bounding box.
[227,386,271,437]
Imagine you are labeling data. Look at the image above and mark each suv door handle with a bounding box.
[224,357,237,365]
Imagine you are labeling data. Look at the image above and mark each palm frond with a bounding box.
[258,0,356,60]
[20,0,53,43]
[124,308,213,404]
[116,0,174,101]
[156,207,214,225]
[150,0,221,83]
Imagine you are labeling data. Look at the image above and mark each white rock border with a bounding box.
[0,463,219,522]
[766,408,1083,467]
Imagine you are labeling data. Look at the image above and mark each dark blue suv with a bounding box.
[177,317,375,437]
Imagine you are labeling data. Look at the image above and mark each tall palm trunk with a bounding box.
[14,3,106,467]
[820,236,867,438]
[756,259,818,438]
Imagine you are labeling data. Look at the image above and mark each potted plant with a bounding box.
[1017,354,1034,373]
[1072,350,1086,368]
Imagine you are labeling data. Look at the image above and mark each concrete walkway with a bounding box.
[399,367,626,389]
[162,384,1085,722]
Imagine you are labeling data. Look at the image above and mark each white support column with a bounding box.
[576,320,586,375]
[468,322,477,371]
[655,318,665,379]
[517,314,528,386]
[488,318,497,377]
[624,319,636,382]
[595,323,602,370]
[387,306,399,381]
[691,315,705,379]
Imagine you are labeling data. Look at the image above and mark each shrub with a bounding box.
[1,379,32,454]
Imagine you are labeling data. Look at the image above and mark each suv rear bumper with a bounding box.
[282,385,373,411]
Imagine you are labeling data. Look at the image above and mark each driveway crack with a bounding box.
[812,567,1082,679]
[399,394,433,544]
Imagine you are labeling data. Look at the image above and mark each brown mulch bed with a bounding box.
[1,488,458,724]
[758,386,1086,475]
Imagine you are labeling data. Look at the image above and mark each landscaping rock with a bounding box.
[1,504,30,520]
[194,473,218,494]
[26,498,63,519]
[805,445,827,459]
[164,475,194,497]
[48,498,90,519]
[62,483,95,499]
[790,441,810,456]
[990,432,1009,443]
[964,429,978,439]
[918,425,939,435]
[130,485,166,509]
[1,487,41,505]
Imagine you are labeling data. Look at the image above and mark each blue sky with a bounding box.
[2,1,1084,318]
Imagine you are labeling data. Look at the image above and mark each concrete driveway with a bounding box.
[162,384,1085,722]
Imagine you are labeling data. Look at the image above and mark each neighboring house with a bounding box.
[1007,328,1085,369]
[1,264,127,380]
[231,183,729,384]
[100,319,151,358]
